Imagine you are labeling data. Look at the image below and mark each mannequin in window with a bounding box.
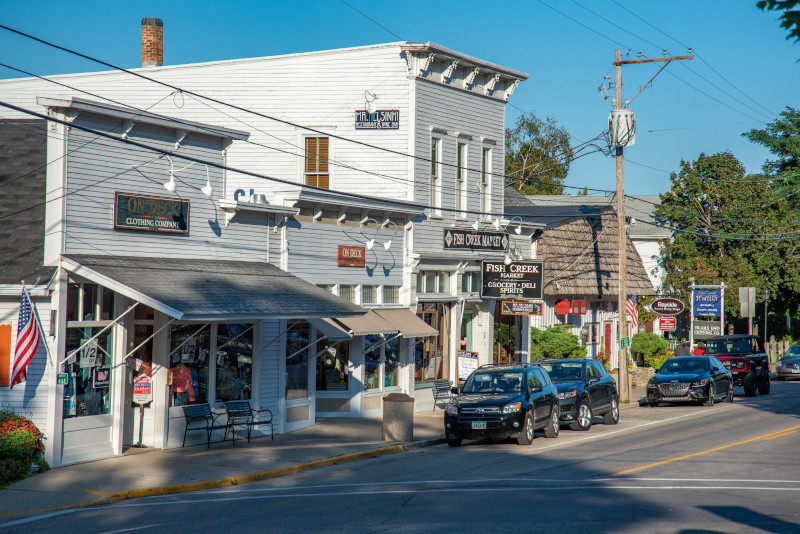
[172,361,195,405]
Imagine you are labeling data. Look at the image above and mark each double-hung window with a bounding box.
[456,143,467,217]
[305,137,329,188]
[481,147,491,213]
[430,138,441,215]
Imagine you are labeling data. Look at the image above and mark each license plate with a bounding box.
[792,369,800,373]
[471,421,487,430]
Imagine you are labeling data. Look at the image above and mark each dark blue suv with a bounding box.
[538,358,619,431]
[444,363,560,446]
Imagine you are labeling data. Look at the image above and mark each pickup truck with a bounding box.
[702,334,770,397]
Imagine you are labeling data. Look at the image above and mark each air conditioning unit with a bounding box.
[608,109,636,148]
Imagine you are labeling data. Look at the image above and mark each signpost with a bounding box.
[690,283,725,346]
[132,374,152,448]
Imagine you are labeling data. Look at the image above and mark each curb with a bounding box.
[1,437,445,518]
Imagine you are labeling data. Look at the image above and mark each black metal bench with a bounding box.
[181,404,229,448]
[432,379,454,410]
[223,400,274,445]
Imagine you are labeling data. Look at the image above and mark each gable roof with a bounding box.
[0,119,56,286]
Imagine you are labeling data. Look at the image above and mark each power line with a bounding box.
[339,0,405,41]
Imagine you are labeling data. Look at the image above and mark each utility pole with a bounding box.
[610,50,693,403]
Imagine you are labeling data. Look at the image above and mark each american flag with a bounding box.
[626,295,638,330]
[10,288,41,390]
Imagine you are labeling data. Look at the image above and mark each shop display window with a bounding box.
[63,328,113,418]
[286,320,309,400]
[169,324,210,406]
[216,323,253,402]
[415,304,449,383]
[384,335,399,387]
[364,335,382,391]
[316,335,350,391]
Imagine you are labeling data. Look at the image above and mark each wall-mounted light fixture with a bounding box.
[163,155,176,193]
[200,165,213,198]
[365,90,378,114]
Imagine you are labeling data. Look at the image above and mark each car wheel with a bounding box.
[743,370,757,397]
[757,372,771,395]
[544,405,560,438]
[604,396,620,425]
[447,435,462,447]
[704,383,715,407]
[517,411,535,445]
[726,382,733,403]
[648,400,659,407]
[570,399,593,431]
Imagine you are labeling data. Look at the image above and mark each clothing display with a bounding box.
[172,363,195,402]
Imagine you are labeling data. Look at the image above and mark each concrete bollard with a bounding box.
[382,392,414,442]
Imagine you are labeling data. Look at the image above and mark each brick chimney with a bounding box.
[141,18,163,67]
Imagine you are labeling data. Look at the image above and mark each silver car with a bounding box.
[776,344,800,381]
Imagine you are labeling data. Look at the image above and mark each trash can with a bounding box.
[382,392,414,441]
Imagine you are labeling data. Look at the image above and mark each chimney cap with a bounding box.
[141,18,163,27]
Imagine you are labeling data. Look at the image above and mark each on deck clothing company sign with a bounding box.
[481,261,543,299]
[444,229,508,251]
[114,192,189,234]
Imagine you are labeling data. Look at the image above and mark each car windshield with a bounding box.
[462,371,524,394]
[658,357,710,375]
[704,338,757,354]
[539,361,583,382]
[782,346,800,359]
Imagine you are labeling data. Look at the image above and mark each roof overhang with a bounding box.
[61,254,365,321]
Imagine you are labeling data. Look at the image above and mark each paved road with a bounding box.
[5,381,800,533]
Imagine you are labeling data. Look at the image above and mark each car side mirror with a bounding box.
[530,385,543,393]
[450,387,459,395]
[587,376,600,384]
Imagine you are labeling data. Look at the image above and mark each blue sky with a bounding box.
[0,0,797,196]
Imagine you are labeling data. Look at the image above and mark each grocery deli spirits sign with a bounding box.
[337,245,366,268]
[481,261,543,299]
[355,110,400,129]
[444,229,508,251]
[115,193,189,234]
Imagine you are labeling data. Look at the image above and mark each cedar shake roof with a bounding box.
[0,120,56,285]
[538,209,655,298]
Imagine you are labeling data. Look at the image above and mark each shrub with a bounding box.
[0,410,47,487]
[530,325,587,360]
[631,332,669,368]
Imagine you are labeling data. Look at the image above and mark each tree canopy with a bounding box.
[742,106,800,191]
[505,111,573,195]
[757,1,800,46]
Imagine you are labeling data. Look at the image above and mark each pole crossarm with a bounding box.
[612,54,694,66]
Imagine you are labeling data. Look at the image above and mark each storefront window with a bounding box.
[384,286,400,304]
[364,335,382,390]
[286,320,309,400]
[316,335,350,391]
[362,285,378,304]
[63,327,113,418]
[385,335,399,387]
[415,303,449,383]
[169,324,211,406]
[216,323,253,402]
[340,285,357,303]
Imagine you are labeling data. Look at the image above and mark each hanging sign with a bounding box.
[79,339,98,368]
[651,297,685,315]
[337,245,366,267]
[444,229,508,251]
[571,300,587,315]
[693,289,722,317]
[133,375,153,405]
[457,350,479,383]
[501,301,543,316]
[355,110,400,129]
[115,192,189,234]
[554,299,571,315]
[481,260,543,299]
[659,317,677,332]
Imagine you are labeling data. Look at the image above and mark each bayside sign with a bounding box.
[481,260,543,299]
[651,297,685,315]
[115,192,189,234]
[444,229,508,251]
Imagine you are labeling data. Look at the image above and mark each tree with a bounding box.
[505,111,573,195]
[742,106,800,191]
[757,1,800,46]
[657,151,800,334]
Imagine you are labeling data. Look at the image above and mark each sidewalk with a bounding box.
[2,391,645,518]
[0,411,446,517]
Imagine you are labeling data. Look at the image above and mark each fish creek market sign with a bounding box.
[114,192,189,234]
[481,260,543,299]
[444,229,508,251]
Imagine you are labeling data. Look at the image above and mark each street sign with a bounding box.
[621,337,630,348]
[659,317,676,332]
[57,373,68,385]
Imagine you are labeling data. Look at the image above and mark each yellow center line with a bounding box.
[766,430,797,441]
[613,424,800,476]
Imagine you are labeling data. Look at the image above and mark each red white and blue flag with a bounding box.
[626,295,638,330]
[10,288,41,390]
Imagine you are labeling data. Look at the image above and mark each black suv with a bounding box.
[538,358,620,431]
[444,363,560,447]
